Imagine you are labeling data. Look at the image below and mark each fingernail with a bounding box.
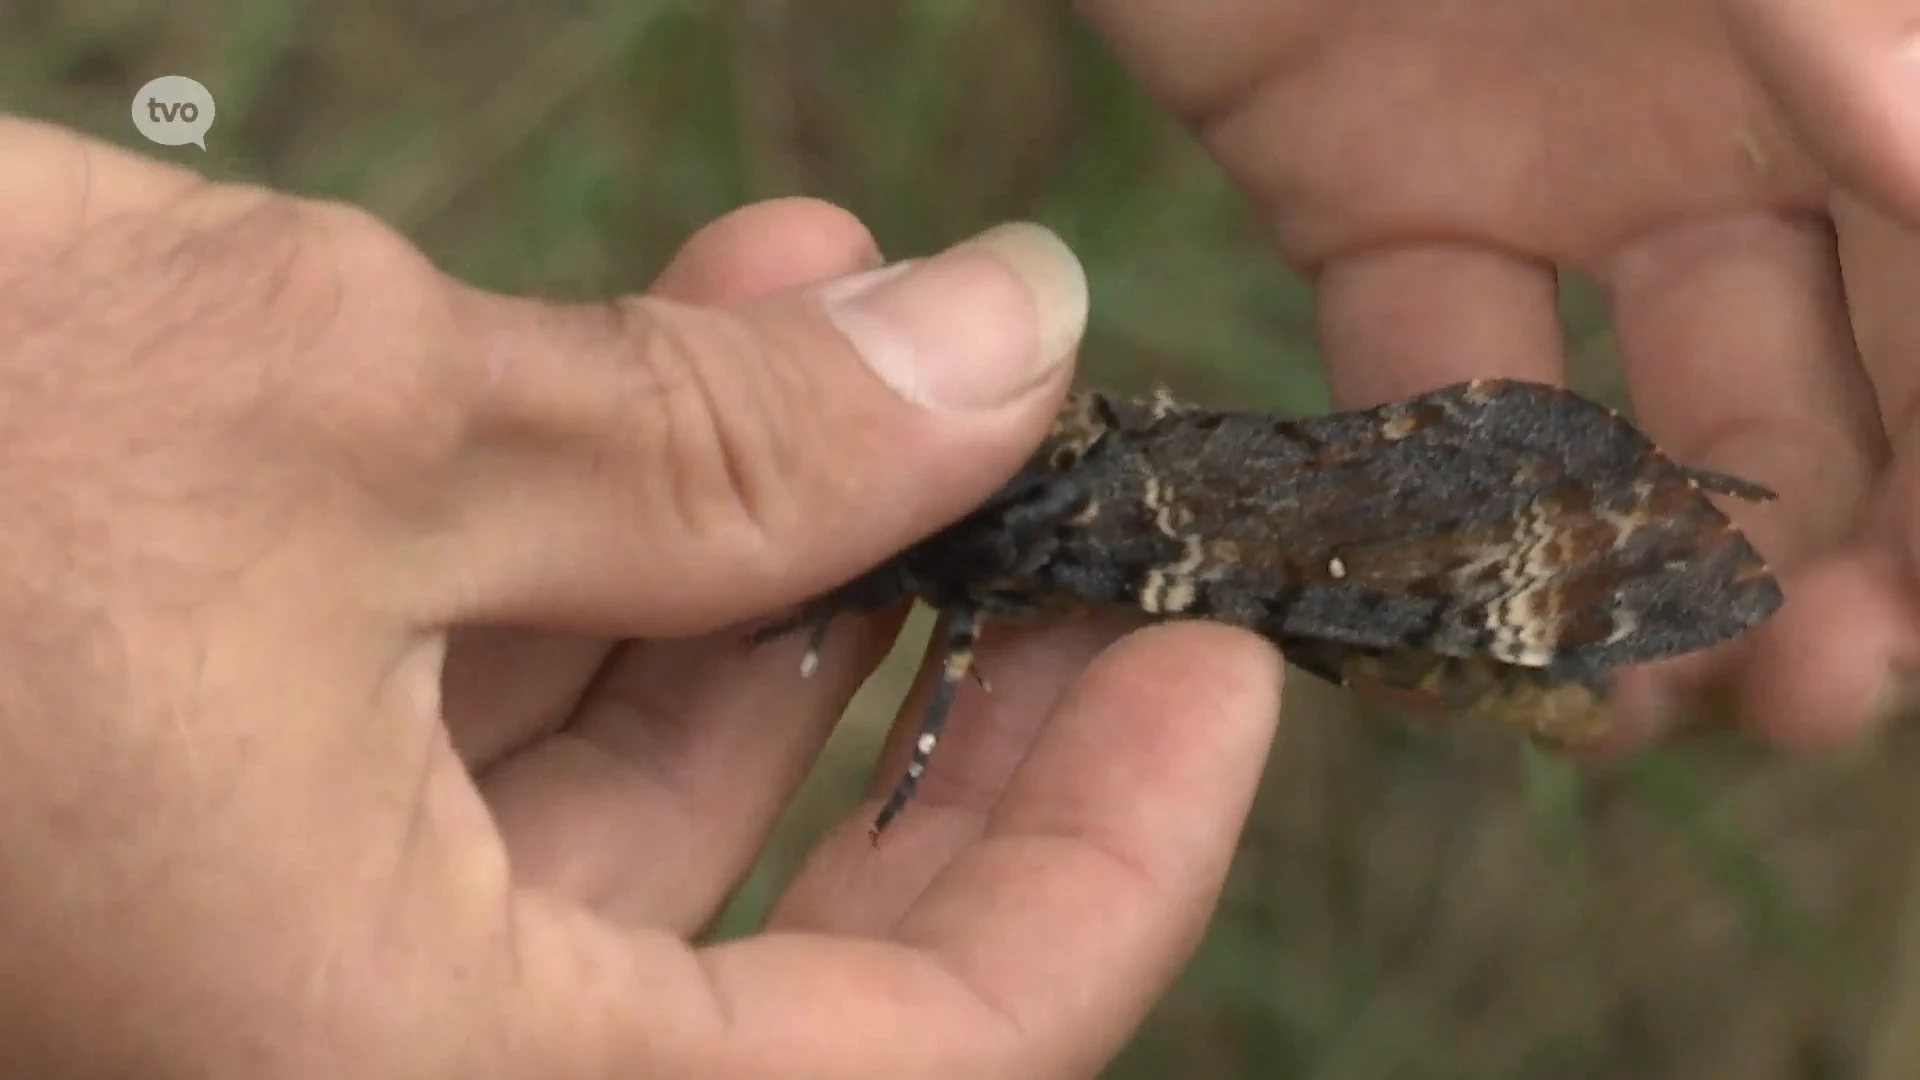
[823,222,1087,410]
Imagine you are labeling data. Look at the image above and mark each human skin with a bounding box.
[1076,0,1920,749]
[0,117,1283,1077]
[16,0,1920,1074]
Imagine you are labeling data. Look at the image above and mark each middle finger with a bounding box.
[1315,243,1568,407]
[1602,210,1888,742]
[475,609,902,933]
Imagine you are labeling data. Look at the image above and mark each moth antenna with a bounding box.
[870,607,983,842]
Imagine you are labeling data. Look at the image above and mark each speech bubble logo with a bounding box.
[131,75,216,150]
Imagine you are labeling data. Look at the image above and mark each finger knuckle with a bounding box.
[620,298,813,559]
[262,199,477,479]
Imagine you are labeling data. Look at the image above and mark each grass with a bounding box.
[7,2,1918,1075]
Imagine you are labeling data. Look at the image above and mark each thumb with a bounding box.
[420,222,1087,636]
[1724,0,1920,221]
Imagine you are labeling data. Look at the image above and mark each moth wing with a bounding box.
[1148,380,1782,672]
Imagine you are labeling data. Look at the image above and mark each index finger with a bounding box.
[685,623,1281,1076]
[895,622,1283,1068]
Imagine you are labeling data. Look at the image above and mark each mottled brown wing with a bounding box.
[1098,379,1782,677]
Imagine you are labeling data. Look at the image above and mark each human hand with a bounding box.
[1076,0,1920,749]
[0,118,1283,1078]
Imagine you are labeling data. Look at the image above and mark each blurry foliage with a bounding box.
[7,1,1920,1076]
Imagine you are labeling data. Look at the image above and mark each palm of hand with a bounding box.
[1083,0,1920,745]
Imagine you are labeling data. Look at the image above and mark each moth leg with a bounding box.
[750,564,912,677]
[1677,465,1777,503]
[748,607,837,677]
[871,606,983,842]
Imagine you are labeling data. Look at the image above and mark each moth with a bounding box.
[755,379,1785,840]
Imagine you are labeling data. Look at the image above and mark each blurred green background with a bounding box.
[9,2,1920,1076]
